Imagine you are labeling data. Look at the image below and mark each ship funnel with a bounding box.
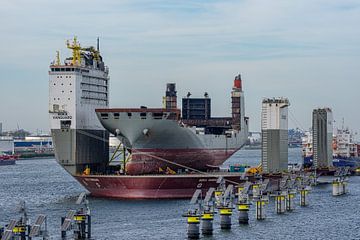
[234,74,242,90]
[165,83,177,110]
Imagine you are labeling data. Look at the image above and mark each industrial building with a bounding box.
[261,98,290,173]
[312,108,333,168]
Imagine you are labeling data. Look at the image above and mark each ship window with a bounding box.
[100,113,109,119]
[70,90,72,93]
[140,112,147,119]
[54,83,56,85]
[127,112,132,117]
[62,90,64,93]
[60,120,71,129]
[152,112,163,119]
[68,98,70,100]
[114,113,120,119]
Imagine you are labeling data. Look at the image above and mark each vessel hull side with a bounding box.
[75,174,280,199]
[127,148,241,174]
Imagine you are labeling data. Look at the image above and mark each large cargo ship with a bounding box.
[49,37,249,198]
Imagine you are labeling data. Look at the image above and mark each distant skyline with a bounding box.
[1,0,360,134]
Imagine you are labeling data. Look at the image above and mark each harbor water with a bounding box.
[0,148,359,239]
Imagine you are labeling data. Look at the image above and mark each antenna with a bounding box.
[56,50,61,65]
[97,37,100,52]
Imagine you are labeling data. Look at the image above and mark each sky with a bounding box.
[0,0,359,134]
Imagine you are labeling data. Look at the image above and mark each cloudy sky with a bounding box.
[0,0,359,133]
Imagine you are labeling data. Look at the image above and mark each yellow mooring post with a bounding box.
[275,192,286,214]
[286,191,296,211]
[201,211,214,236]
[219,207,233,229]
[237,202,251,224]
[299,188,309,206]
[183,211,200,239]
[255,199,266,220]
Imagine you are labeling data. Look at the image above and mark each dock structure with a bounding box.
[312,108,333,169]
[261,98,290,174]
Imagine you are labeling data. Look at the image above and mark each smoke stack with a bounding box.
[165,83,177,109]
[234,74,242,90]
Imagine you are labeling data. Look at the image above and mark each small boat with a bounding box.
[0,152,18,166]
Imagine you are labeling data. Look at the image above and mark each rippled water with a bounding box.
[0,148,359,240]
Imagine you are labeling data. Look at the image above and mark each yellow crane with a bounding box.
[66,36,82,66]
[66,36,101,66]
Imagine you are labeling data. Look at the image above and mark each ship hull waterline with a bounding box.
[75,173,281,199]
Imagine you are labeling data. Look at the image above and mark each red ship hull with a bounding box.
[127,148,238,175]
[75,173,281,199]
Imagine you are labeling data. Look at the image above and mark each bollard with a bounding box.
[74,214,87,240]
[237,203,250,224]
[275,193,286,214]
[255,199,266,220]
[201,212,214,236]
[286,191,295,211]
[219,208,232,229]
[183,212,200,239]
[299,189,308,207]
[187,214,200,239]
[342,181,348,194]
[13,224,26,240]
[332,180,341,196]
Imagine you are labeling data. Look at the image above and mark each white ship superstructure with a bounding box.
[302,131,313,158]
[49,37,110,175]
[334,128,358,158]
